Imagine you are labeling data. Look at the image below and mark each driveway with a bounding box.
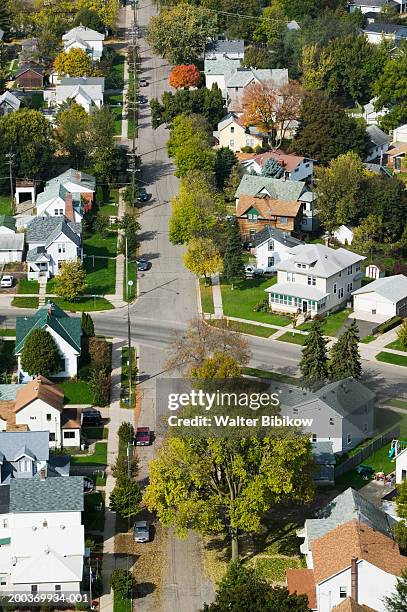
[343,317,378,339]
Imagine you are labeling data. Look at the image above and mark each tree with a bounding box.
[384,566,407,612]
[190,352,241,379]
[89,106,116,182]
[55,260,87,302]
[54,48,94,77]
[167,114,211,159]
[89,367,111,406]
[397,320,407,351]
[329,320,362,381]
[280,0,321,20]
[73,8,104,32]
[110,476,142,518]
[147,4,217,64]
[224,166,241,202]
[373,52,407,131]
[350,214,384,257]
[393,520,407,555]
[183,237,223,283]
[299,319,328,391]
[55,102,90,168]
[242,46,272,70]
[174,139,216,178]
[222,218,244,286]
[118,422,135,445]
[81,312,95,337]
[145,434,314,561]
[88,337,111,371]
[253,5,287,47]
[0,3,11,37]
[76,0,120,30]
[357,174,407,243]
[396,479,407,520]
[20,329,60,377]
[118,212,141,256]
[110,569,136,600]
[151,86,225,130]
[262,158,284,179]
[0,42,10,90]
[169,64,201,89]
[315,152,364,233]
[215,147,238,190]
[112,453,139,483]
[300,44,333,91]
[202,561,309,612]
[292,91,368,165]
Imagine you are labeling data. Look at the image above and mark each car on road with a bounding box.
[137,259,148,272]
[137,95,147,104]
[133,521,149,543]
[0,275,13,288]
[139,78,148,87]
[81,409,102,426]
[137,187,149,202]
[245,265,264,278]
[135,426,151,446]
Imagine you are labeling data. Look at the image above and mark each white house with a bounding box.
[26,217,82,281]
[214,112,266,152]
[253,225,304,273]
[349,0,407,14]
[365,125,390,163]
[0,476,85,594]
[287,519,407,612]
[44,77,104,114]
[36,169,95,222]
[333,225,354,246]
[0,92,21,116]
[204,57,243,99]
[352,274,407,322]
[238,150,314,181]
[392,123,407,143]
[15,304,82,383]
[0,216,24,263]
[225,67,288,111]
[363,22,407,44]
[205,39,244,61]
[394,443,407,483]
[265,243,365,317]
[62,25,105,61]
[360,97,388,126]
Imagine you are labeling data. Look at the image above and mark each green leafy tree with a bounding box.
[20,329,60,377]
[76,0,120,30]
[0,3,11,37]
[293,91,368,165]
[118,422,135,445]
[55,260,87,301]
[224,166,241,202]
[110,476,142,518]
[55,102,90,168]
[0,42,10,90]
[174,139,216,178]
[217,0,261,40]
[329,320,362,381]
[144,435,314,561]
[88,337,111,371]
[81,312,95,337]
[167,114,211,158]
[215,147,238,190]
[147,4,217,64]
[253,5,286,47]
[190,352,241,379]
[54,48,94,77]
[183,237,223,282]
[373,52,407,131]
[280,0,320,20]
[89,367,111,406]
[242,46,272,70]
[357,174,407,242]
[112,453,139,483]
[262,158,284,179]
[73,8,104,31]
[396,479,407,520]
[350,214,383,256]
[300,44,333,91]
[299,319,328,391]
[119,212,141,256]
[151,86,225,130]
[109,569,136,600]
[397,320,407,351]
[202,561,309,612]
[384,566,407,612]
[393,520,407,555]
[222,218,244,286]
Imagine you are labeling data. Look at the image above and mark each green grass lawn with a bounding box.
[0,329,15,337]
[249,556,303,582]
[243,367,301,386]
[105,92,123,136]
[123,262,136,302]
[277,332,307,346]
[17,279,39,294]
[52,297,114,312]
[360,334,376,344]
[376,352,407,367]
[83,427,108,440]
[59,380,93,404]
[121,346,137,408]
[209,319,277,338]
[385,339,406,352]
[297,308,352,337]
[114,592,132,612]
[84,228,117,257]
[221,277,291,326]
[84,257,116,295]
[386,399,407,409]
[11,297,39,308]
[71,442,107,465]
[199,279,214,314]
[0,195,12,215]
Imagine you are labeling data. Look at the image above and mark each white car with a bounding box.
[245,265,263,278]
[133,521,149,543]
[0,275,13,288]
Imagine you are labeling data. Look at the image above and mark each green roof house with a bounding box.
[15,302,82,382]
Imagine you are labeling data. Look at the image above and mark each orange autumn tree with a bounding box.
[169,64,201,89]
[240,79,303,149]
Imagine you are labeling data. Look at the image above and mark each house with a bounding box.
[287,519,407,612]
[352,274,407,322]
[204,58,243,99]
[365,125,390,163]
[0,92,21,116]
[365,264,385,280]
[0,216,24,263]
[44,77,104,114]
[15,304,82,383]
[394,441,407,483]
[237,194,302,238]
[238,150,314,181]
[215,112,266,152]
[386,141,407,172]
[235,174,317,234]
[265,243,365,317]
[62,25,105,61]
[252,225,304,273]
[19,39,39,63]
[205,39,245,61]
[14,64,44,89]
[0,378,81,448]
[333,225,354,246]
[26,217,82,281]
[349,0,406,14]
[0,476,85,594]
[36,168,95,222]
[360,98,388,126]
[0,431,70,484]
[362,22,407,44]
[362,163,392,177]
[225,67,288,111]
[276,378,375,454]
[392,123,407,143]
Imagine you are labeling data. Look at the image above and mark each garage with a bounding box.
[352,274,407,323]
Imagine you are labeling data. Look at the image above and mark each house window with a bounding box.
[230,126,234,133]
[31,585,38,593]
[249,229,256,239]
[287,272,295,282]
[49,433,55,442]
[311,434,317,443]
[46,413,52,421]
[268,257,275,268]
[247,210,258,221]
[2,520,7,529]
[293,408,298,416]
[235,87,238,92]
[279,216,288,225]
[0,576,6,586]
[296,263,306,269]
[64,431,75,439]
[229,139,234,148]
[339,587,347,599]
[302,217,308,225]
[329,418,334,425]
[347,265,353,275]
[268,239,274,251]
[55,585,61,591]
[347,283,353,293]
[333,283,337,294]
[307,276,316,286]
[20,459,31,472]
[338,288,344,299]
[355,263,361,272]
[58,243,66,254]
[347,434,352,445]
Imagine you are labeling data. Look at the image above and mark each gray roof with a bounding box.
[235,174,306,201]
[0,91,21,110]
[45,221,81,249]
[205,39,244,56]
[204,57,241,78]
[0,486,9,513]
[253,225,305,249]
[55,82,103,105]
[63,26,105,42]
[363,163,392,177]
[367,124,390,147]
[305,487,397,546]
[227,67,288,88]
[275,243,365,277]
[311,441,335,465]
[47,455,70,478]
[0,234,24,251]
[0,385,24,401]
[352,274,407,302]
[266,281,329,301]
[0,431,49,462]
[352,0,393,5]
[10,476,84,513]
[27,217,81,246]
[363,22,407,34]
[26,246,51,263]
[60,77,105,91]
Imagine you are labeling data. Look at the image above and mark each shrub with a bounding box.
[89,367,111,406]
[81,312,95,337]
[254,298,269,312]
[110,569,136,599]
[88,337,111,371]
[118,422,135,444]
[241,146,254,153]
[112,453,139,482]
[373,316,402,335]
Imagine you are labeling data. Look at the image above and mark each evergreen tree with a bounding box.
[329,320,362,381]
[81,312,95,337]
[20,329,60,377]
[222,218,244,287]
[0,4,10,37]
[299,320,328,391]
[262,158,284,179]
[215,147,238,190]
[384,566,407,612]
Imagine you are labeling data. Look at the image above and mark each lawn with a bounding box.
[277,332,307,346]
[84,257,116,295]
[58,380,93,404]
[71,442,108,465]
[11,297,39,308]
[0,329,15,337]
[0,195,12,215]
[385,339,406,352]
[376,352,407,367]
[105,92,123,136]
[243,367,301,386]
[17,279,39,294]
[52,297,114,312]
[121,346,137,408]
[249,556,303,582]
[114,593,132,612]
[221,278,291,326]
[297,308,352,337]
[360,334,376,344]
[83,427,108,440]
[209,319,277,338]
[84,229,117,257]
[127,72,138,139]
[123,261,136,302]
[386,399,407,409]
[199,279,214,314]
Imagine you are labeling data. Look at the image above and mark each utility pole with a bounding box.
[5,153,14,208]
[126,0,140,207]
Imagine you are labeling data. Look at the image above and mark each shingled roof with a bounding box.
[10,476,84,513]
[14,376,64,414]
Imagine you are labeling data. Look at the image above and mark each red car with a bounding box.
[135,427,151,446]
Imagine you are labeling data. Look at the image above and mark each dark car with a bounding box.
[81,409,102,426]
[137,259,148,272]
[135,426,151,446]
[137,95,147,104]
[137,187,149,202]
[139,78,148,87]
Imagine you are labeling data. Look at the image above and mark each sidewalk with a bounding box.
[211,274,223,317]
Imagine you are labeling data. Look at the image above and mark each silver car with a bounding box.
[133,521,149,543]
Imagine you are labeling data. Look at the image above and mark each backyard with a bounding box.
[84,257,116,295]
[71,442,108,466]
[58,379,93,405]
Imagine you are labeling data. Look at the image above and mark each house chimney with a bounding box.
[47,304,52,317]
[64,191,75,222]
[351,556,358,602]
[39,468,46,481]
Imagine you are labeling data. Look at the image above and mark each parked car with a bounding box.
[245,265,263,278]
[139,78,148,87]
[0,275,13,288]
[137,258,148,272]
[81,409,102,426]
[135,426,151,446]
[133,521,149,543]
[137,95,147,104]
[137,187,149,202]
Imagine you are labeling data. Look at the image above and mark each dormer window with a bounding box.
[268,240,274,251]
[296,263,306,269]
[247,207,259,222]
[20,459,31,473]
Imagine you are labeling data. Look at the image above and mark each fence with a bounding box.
[334,425,400,478]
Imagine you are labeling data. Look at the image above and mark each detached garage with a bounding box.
[352,274,407,323]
